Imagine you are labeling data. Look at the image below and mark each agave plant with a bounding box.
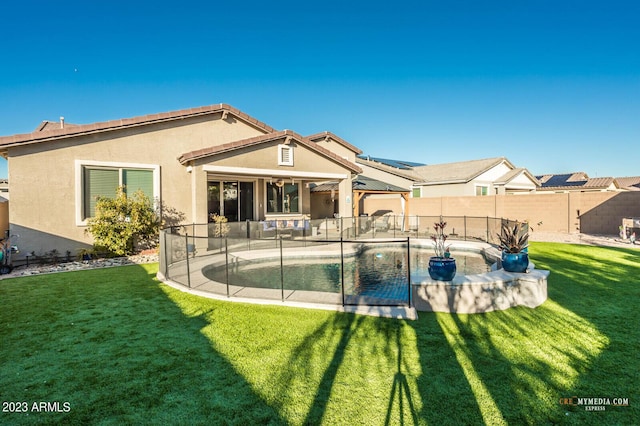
[498,221,529,253]
[431,217,452,258]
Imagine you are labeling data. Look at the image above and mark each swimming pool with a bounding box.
[202,246,492,302]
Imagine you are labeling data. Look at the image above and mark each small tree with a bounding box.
[86,187,160,256]
[209,213,230,237]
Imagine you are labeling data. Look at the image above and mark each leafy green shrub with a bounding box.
[86,187,160,256]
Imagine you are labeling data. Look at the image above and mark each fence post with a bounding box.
[225,237,230,297]
[406,237,411,307]
[486,216,490,243]
[185,233,191,288]
[163,230,169,279]
[279,235,284,302]
[464,216,467,241]
[372,217,376,238]
[393,215,396,238]
[340,236,345,307]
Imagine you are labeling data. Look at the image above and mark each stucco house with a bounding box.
[0,104,362,258]
[357,156,539,198]
[409,157,539,197]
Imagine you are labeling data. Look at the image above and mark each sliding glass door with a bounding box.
[208,180,254,222]
[239,182,254,221]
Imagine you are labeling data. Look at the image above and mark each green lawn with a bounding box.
[0,242,638,425]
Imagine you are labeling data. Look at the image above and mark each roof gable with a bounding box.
[494,168,540,186]
[178,130,362,174]
[307,131,363,155]
[413,157,511,184]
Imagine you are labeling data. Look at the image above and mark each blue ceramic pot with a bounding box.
[428,257,456,281]
[501,251,529,273]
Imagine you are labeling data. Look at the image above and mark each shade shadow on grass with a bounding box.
[2,242,637,425]
[529,242,639,423]
[0,264,283,425]
[401,242,639,425]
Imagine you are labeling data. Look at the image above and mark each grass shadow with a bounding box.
[529,242,639,422]
[2,241,637,424]
[0,264,284,425]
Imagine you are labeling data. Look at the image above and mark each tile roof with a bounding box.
[535,172,617,191]
[34,120,80,132]
[178,130,362,174]
[616,176,640,191]
[412,157,512,185]
[535,172,589,187]
[310,175,409,193]
[0,104,276,151]
[583,177,617,188]
[306,131,363,155]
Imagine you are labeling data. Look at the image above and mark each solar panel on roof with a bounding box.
[357,155,425,169]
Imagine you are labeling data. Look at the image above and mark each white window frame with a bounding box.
[278,144,294,166]
[75,160,160,226]
[475,185,489,196]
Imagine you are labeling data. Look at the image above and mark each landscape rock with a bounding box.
[0,253,159,279]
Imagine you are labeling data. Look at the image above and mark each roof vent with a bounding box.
[60,117,65,129]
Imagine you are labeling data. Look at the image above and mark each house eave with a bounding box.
[179,130,363,175]
[0,104,275,151]
[414,179,468,186]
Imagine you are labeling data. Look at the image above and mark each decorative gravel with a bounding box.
[0,253,159,279]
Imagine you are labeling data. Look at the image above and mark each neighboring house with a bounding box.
[411,157,539,197]
[536,172,619,193]
[358,156,538,198]
[613,176,640,192]
[0,104,362,257]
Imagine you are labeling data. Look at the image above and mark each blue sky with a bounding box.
[1,1,638,179]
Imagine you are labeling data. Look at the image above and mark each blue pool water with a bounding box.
[202,246,492,302]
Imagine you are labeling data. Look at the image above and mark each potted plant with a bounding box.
[428,217,456,281]
[498,221,529,272]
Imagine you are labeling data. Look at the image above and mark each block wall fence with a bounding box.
[362,191,640,235]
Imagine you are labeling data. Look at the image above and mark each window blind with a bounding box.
[84,168,118,218]
[123,169,154,201]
